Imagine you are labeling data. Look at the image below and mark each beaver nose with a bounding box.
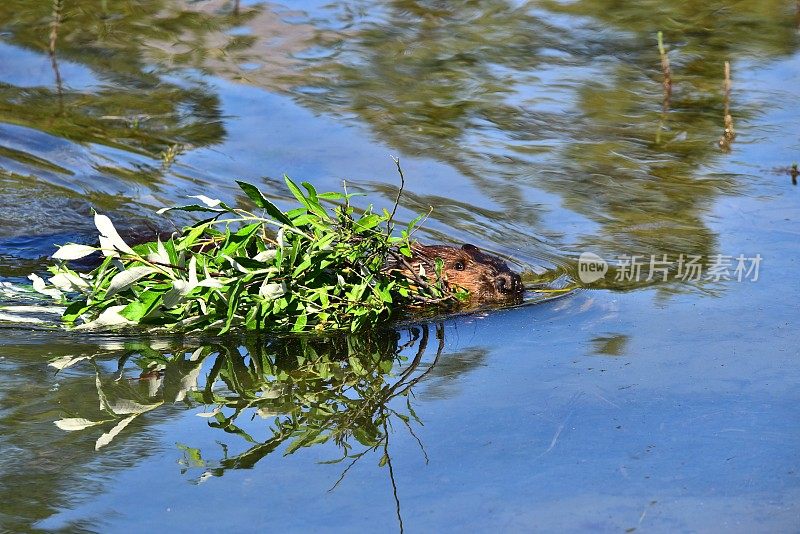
[496,273,517,294]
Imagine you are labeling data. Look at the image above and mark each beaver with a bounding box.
[391,243,523,303]
[42,227,524,304]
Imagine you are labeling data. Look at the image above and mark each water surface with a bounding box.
[0,0,798,531]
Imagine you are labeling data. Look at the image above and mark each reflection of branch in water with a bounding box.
[328,324,441,490]
[393,324,445,399]
[221,325,444,533]
[49,0,64,109]
[383,412,404,534]
[657,31,672,112]
[719,61,736,151]
[328,448,369,492]
[189,326,445,480]
[396,408,429,464]
[655,31,672,145]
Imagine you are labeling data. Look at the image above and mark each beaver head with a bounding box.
[407,243,523,303]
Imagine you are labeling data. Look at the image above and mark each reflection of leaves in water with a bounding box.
[285,1,574,222]
[181,328,444,478]
[0,0,246,262]
[0,0,228,157]
[53,325,447,528]
[249,0,795,295]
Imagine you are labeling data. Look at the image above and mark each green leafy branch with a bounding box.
[33,174,458,333]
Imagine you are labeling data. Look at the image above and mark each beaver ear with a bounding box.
[461,244,480,253]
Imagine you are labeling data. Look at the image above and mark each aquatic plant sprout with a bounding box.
[32,176,460,333]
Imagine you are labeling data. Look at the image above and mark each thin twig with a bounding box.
[386,249,433,292]
[406,206,434,239]
[387,156,406,238]
[388,245,454,302]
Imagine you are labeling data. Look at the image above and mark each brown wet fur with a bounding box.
[402,243,523,303]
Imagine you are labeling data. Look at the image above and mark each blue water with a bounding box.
[1,0,799,531]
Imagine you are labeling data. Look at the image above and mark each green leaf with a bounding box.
[377,285,393,303]
[120,291,162,321]
[301,182,318,202]
[221,223,261,256]
[354,214,382,232]
[163,237,179,264]
[292,313,308,332]
[301,181,331,220]
[284,175,309,206]
[316,192,345,200]
[176,222,213,251]
[292,257,313,278]
[435,257,444,277]
[406,213,425,232]
[285,176,330,221]
[245,305,259,330]
[236,181,294,227]
[219,280,245,335]
[62,299,90,323]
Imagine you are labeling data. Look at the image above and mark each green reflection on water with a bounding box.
[0,325,454,530]
[0,1,797,529]
[269,0,796,283]
[0,0,228,155]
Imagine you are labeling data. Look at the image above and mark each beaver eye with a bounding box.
[453,261,465,271]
